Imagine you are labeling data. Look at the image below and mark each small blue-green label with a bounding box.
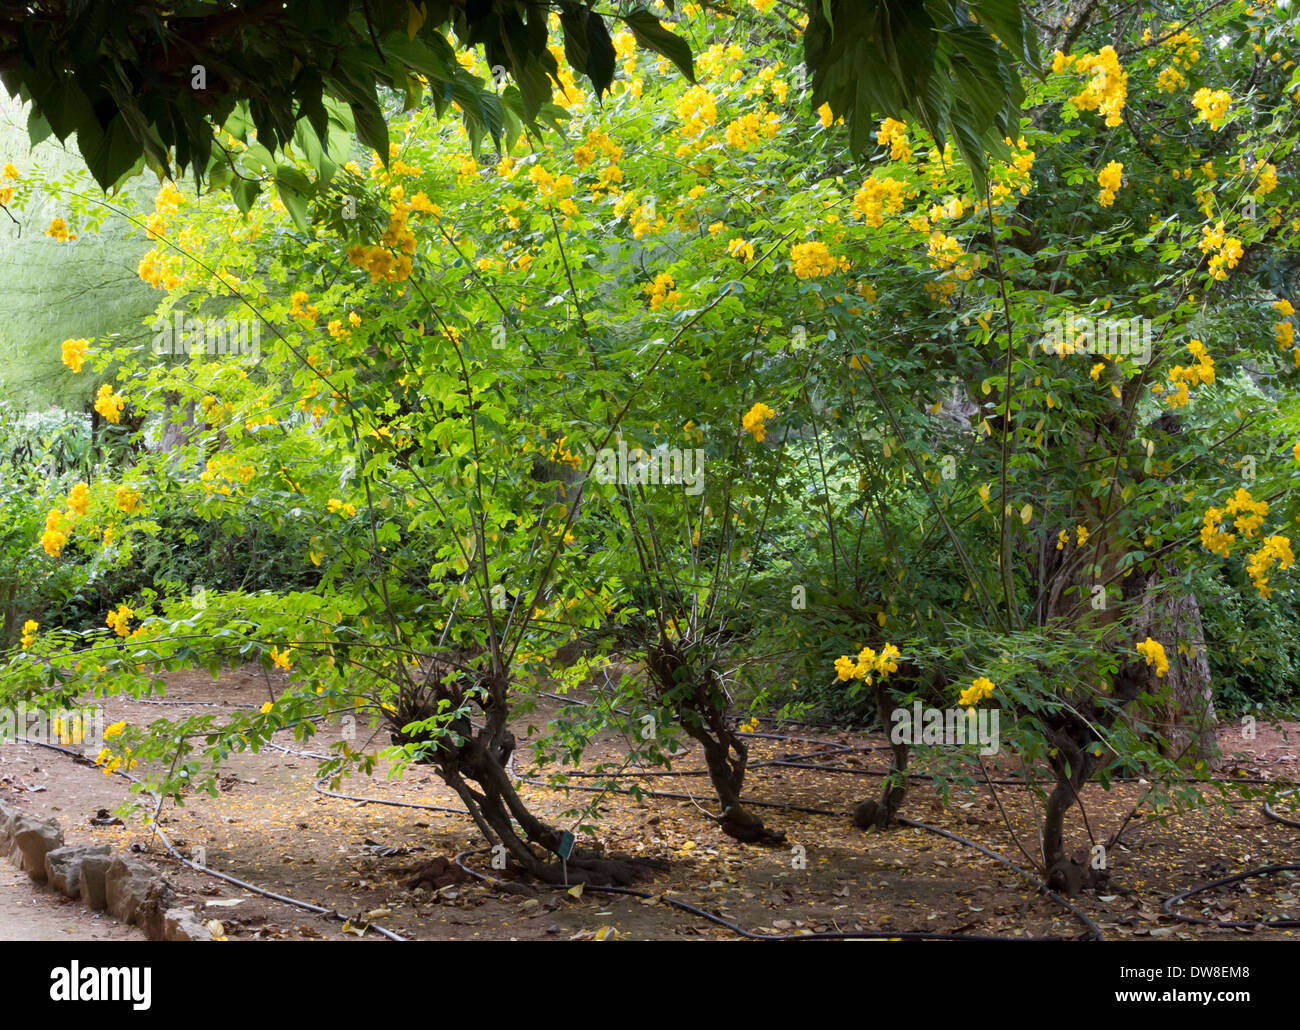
[556,831,575,860]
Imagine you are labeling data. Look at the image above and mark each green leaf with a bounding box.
[625,8,695,83]
[77,112,143,189]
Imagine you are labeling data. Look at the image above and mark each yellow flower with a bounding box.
[19,619,38,649]
[1136,637,1169,677]
[1069,46,1127,127]
[115,487,142,514]
[61,338,89,373]
[259,701,274,714]
[94,384,125,424]
[45,217,77,241]
[957,676,996,707]
[1075,524,1089,546]
[289,291,319,321]
[1246,535,1294,599]
[270,646,294,671]
[40,509,70,557]
[66,482,90,517]
[790,240,836,279]
[1097,160,1123,206]
[643,273,681,310]
[106,604,135,637]
[742,402,776,442]
[1192,87,1232,129]
[876,117,911,161]
[103,721,126,741]
[727,238,755,262]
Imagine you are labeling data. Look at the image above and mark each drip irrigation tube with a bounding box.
[263,739,1100,940]
[15,737,409,942]
[1161,864,1300,929]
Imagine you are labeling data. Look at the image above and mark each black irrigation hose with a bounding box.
[15,737,409,942]
[21,707,1292,941]
[1263,788,1300,829]
[896,817,1103,940]
[263,737,1100,940]
[450,847,1093,942]
[1161,864,1300,930]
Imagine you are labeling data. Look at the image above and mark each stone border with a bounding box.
[0,800,212,941]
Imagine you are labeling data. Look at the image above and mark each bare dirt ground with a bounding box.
[1,665,1297,941]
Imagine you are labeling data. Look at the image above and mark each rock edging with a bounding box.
[0,799,212,941]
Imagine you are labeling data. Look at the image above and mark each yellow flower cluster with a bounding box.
[66,482,89,517]
[834,642,901,685]
[1097,160,1123,206]
[20,619,37,649]
[852,175,906,227]
[727,238,755,262]
[1274,298,1295,350]
[528,164,576,205]
[876,118,911,161]
[1201,487,1269,559]
[1056,524,1090,549]
[94,384,125,424]
[1247,535,1295,599]
[200,456,256,497]
[106,603,134,637]
[791,240,837,278]
[1157,66,1187,92]
[138,249,182,290]
[346,195,417,283]
[644,272,681,310]
[1198,221,1243,280]
[289,290,319,321]
[1161,338,1215,408]
[926,231,976,290]
[270,646,294,670]
[45,217,77,242]
[155,183,184,214]
[675,86,717,140]
[723,108,780,150]
[1136,637,1169,678]
[1065,46,1127,126]
[115,486,142,514]
[742,401,776,442]
[957,676,996,708]
[61,338,89,373]
[95,746,136,776]
[1256,163,1278,196]
[41,509,69,557]
[327,498,357,517]
[1192,87,1231,129]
